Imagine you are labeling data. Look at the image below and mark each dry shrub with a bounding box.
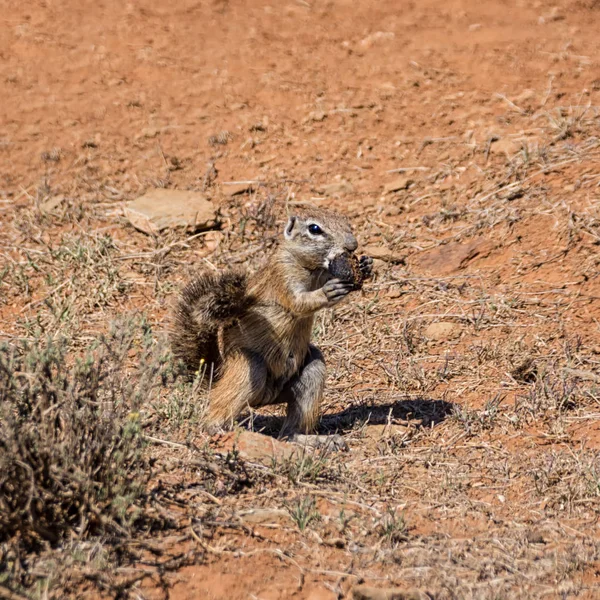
[0,317,171,558]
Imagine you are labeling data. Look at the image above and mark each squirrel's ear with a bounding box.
[284,216,297,240]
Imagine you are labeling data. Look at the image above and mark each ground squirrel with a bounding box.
[170,206,372,446]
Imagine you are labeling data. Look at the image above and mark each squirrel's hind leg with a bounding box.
[205,350,267,431]
[277,345,348,451]
[277,345,325,436]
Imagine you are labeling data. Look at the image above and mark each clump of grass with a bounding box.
[287,496,320,532]
[378,508,409,545]
[0,315,172,588]
[451,396,503,435]
[149,364,211,434]
[515,367,585,420]
[530,450,600,514]
[273,446,342,485]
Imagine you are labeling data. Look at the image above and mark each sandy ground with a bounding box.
[2,0,600,598]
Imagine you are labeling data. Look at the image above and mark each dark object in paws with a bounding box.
[329,252,366,289]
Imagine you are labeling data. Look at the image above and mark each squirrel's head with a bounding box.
[282,206,358,271]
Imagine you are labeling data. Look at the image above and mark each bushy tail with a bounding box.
[169,270,251,375]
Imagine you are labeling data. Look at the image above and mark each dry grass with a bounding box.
[0,317,169,593]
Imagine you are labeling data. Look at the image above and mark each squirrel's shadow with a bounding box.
[246,398,455,438]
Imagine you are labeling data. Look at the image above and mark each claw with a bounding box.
[358,255,373,279]
[323,278,353,303]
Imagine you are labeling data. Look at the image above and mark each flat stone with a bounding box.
[424,322,460,341]
[362,244,405,264]
[238,508,292,526]
[222,182,256,197]
[372,258,387,271]
[319,181,354,197]
[200,230,222,255]
[40,195,66,213]
[384,176,414,194]
[359,31,395,49]
[125,189,217,235]
[141,126,159,138]
[353,585,430,600]
[309,110,327,122]
[490,137,523,158]
[413,239,493,275]
[214,430,296,466]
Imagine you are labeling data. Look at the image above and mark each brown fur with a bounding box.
[169,206,367,438]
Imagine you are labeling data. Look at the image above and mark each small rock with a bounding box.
[319,181,354,197]
[378,81,397,97]
[352,585,431,600]
[222,182,256,197]
[238,508,292,526]
[199,230,222,255]
[384,205,404,217]
[413,239,494,275]
[359,31,395,49]
[424,322,460,341]
[490,138,523,158]
[214,430,296,466]
[539,6,564,24]
[372,258,387,271]
[469,23,482,31]
[141,126,159,138]
[384,176,413,194]
[387,288,403,299]
[40,195,66,213]
[362,245,405,264]
[125,189,217,235]
[309,110,327,122]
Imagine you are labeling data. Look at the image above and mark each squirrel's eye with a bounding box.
[308,224,323,235]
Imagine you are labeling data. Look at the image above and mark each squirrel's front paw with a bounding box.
[359,255,373,280]
[322,278,354,305]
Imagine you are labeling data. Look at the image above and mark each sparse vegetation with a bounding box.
[287,496,321,532]
[377,508,408,545]
[2,1,600,597]
[0,318,170,590]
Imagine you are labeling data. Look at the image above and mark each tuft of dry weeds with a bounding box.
[0,317,171,593]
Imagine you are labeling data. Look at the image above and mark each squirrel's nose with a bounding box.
[344,234,358,253]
